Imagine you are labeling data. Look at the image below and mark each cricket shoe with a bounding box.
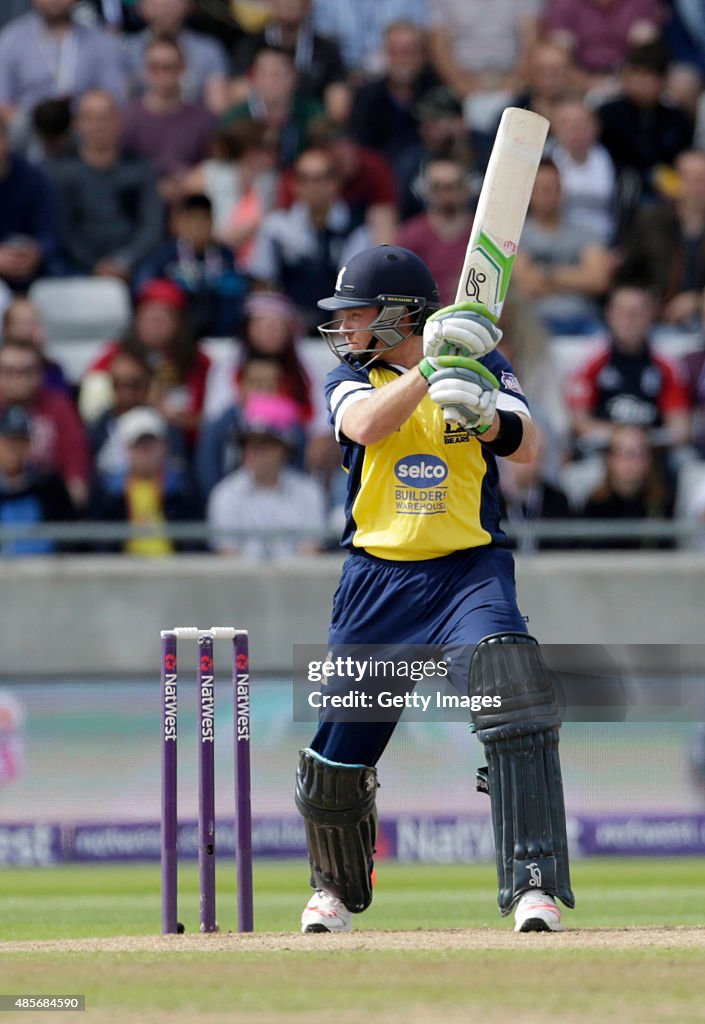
[301,890,353,933]
[514,890,563,932]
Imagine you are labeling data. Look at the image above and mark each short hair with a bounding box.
[625,40,669,76]
[253,46,295,69]
[32,98,72,138]
[178,193,213,215]
[145,33,185,61]
[538,157,560,174]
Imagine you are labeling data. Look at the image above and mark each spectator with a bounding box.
[582,424,674,548]
[666,0,705,79]
[198,290,316,494]
[0,117,57,291]
[135,193,248,337]
[88,348,186,477]
[511,41,577,129]
[45,89,163,281]
[90,404,200,555]
[682,286,705,455]
[596,41,693,225]
[320,127,398,244]
[498,287,571,457]
[512,159,614,335]
[30,97,73,161]
[665,61,703,123]
[207,392,326,557]
[498,427,573,552]
[278,122,399,244]
[203,289,314,422]
[395,85,474,220]
[0,0,126,140]
[246,148,368,329]
[549,98,617,246]
[311,0,428,76]
[220,48,323,168]
[2,297,69,394]
[195,353,290,501]
[693,88,705,152]
[124,0,230,114]
[566,285,691,457]
[617,149,705,329]
[75,1,142,30]
[230,0,347,116]
[121,35,217,205]
[0,339,91,507]
[0,404,75,556]
[544,0,663,90]
[81,278,211,444]
[181,121,280,263]
[397,157,473,305]
[429,0,541,134]
[349,21,441,177]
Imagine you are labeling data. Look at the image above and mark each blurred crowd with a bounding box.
[2,0,705,556]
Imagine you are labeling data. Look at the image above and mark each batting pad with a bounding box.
[295,748,378,914]
[470,634,575,914]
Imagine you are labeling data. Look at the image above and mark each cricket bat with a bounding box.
[444,107,549,426]
[456,106,549,314]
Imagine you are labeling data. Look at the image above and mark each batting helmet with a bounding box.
[318,246,440,365]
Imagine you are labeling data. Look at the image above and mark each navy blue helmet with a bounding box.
[318,246,440,365]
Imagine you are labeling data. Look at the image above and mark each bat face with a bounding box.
[457,107,550,319]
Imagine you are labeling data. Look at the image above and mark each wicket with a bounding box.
[160,627,253,934]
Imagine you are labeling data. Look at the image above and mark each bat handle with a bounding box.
[443,407,464,427]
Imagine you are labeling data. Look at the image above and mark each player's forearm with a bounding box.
[476,412,537,463]
[500,413,539,464]
[340,370,427,446]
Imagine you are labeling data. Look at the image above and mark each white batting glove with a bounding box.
[419,355,499,433]
[423,301,503,359]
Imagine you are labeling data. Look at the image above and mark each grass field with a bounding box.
[1,859,704,1023]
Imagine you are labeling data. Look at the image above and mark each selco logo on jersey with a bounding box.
[394,454,449,515]
[394,454,448,487]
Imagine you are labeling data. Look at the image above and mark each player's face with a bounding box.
[339,307,381,351]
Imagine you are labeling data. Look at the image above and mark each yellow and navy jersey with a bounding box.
[326,351,530,561]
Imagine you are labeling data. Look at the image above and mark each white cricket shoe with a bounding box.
[301,889,353,933]
[514,890,563,932]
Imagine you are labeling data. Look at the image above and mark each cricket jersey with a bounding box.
[326,350,530,560]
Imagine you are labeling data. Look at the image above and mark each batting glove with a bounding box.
[423,301,503,359]
[419,355,499,433]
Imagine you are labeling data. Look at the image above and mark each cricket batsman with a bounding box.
[295,245,574,933]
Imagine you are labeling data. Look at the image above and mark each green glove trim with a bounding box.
[424,355,499,389]
[427,300,500,325]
